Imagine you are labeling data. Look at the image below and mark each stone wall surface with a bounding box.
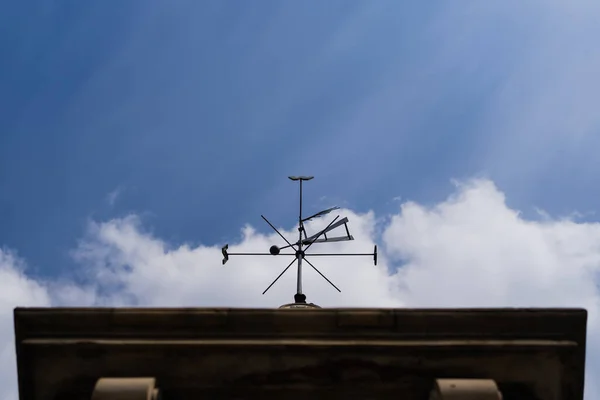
[13,307,587,400]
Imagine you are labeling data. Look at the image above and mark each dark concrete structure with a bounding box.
[14,307,587,400]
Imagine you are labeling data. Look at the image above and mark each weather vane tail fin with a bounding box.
[222,245,229,265]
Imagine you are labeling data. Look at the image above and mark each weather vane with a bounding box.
[221,176,377,304]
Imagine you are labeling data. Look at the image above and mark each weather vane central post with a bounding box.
[221,176,377,306]
[290,176,313,303]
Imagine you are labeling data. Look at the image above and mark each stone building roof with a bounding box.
[14,307,587,399]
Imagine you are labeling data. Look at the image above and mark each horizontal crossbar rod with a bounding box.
[306,253,374,256]
[226,253,295,256]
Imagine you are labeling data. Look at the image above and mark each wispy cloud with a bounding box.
[105,186,123,207]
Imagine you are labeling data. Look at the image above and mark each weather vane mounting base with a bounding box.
[294,293,307,303]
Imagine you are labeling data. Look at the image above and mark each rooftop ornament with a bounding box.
[221,176,377,305]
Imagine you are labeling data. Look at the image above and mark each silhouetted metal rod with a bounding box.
[308,245,378,266]
[262,257,298,295]
[261,215,297,251]
[303,215,340,253]
[305,253,374,256]
[226,253,295,256]
[275,243,295,250]
[225,252,371,256]
[273,234,353,251]
[302,217,350,244]
[304,258,341,292]
[301,206,340,222]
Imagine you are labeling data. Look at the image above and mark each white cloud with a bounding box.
[1,179,600,399]
[106,186,123,207]
[0,250,51,400]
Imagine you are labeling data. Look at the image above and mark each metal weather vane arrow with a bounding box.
[221,176,378,304]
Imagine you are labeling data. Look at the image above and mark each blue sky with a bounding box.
[3,1,599,280]
[2,2,600,398]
